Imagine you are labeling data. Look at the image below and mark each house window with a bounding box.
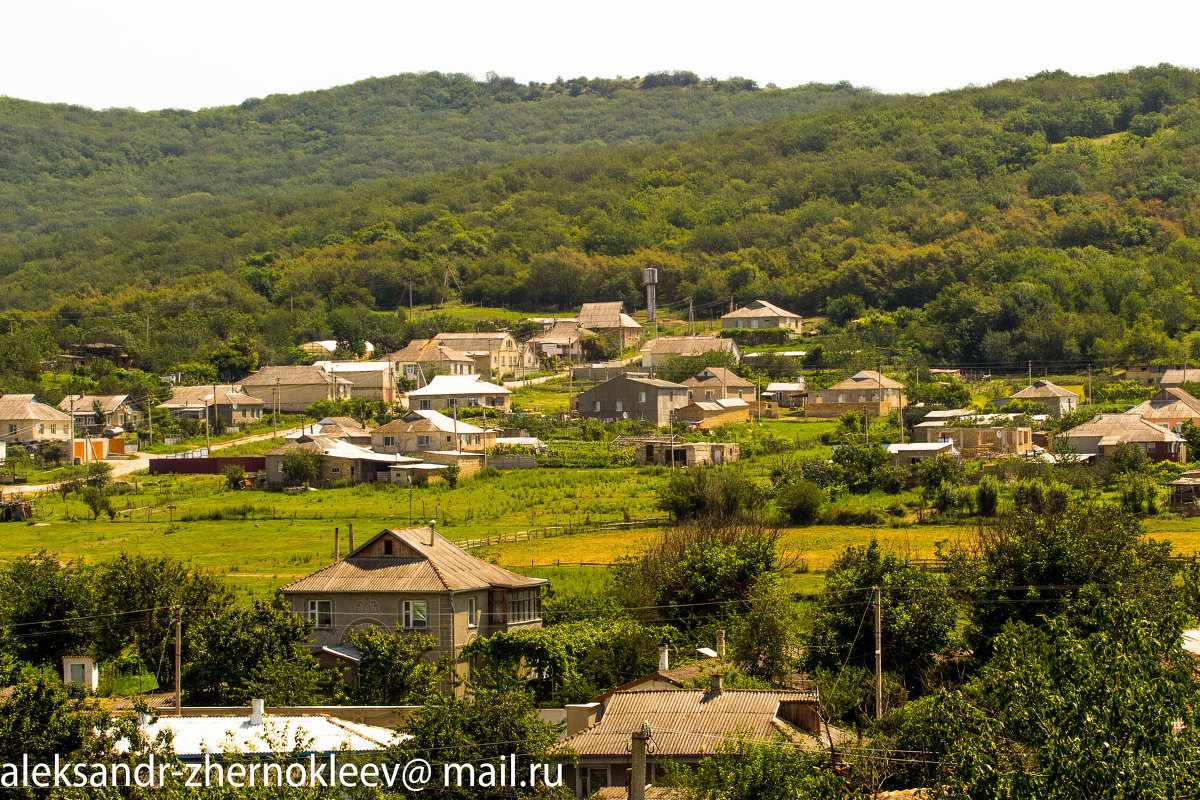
[384,540,394,555]
[50,425,56,434]
[615,401,623,413]
[592,401,600,413]
[467,597,478,628]
[446,435,453,444]
[403,601,428,629]
[7,424,14,434]
[705,391,714,400]
[329,466,341,474]
[638,392,646,404]
[383,436,395,446]
[37,424,44,434]
[581,767,609,796]
[419,400,431,410]
[307,600,333,629]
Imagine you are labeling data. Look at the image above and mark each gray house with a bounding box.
[279,527,547,691]
[1001,380,1078,417]
[575,374,689,426]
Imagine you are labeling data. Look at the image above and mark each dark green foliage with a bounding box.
[657,466,765,520]
[976,475,1000,516]
[808,540,957,692]
[831,441,904,494]
[664,736,846,800]
[343,627,443,705]
[280,448,324,485]
[774,479,824,524]
[728,577,803,686]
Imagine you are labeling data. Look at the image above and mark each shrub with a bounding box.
[976,476,1000,516]
[223,464,247,491]
[775,480,824,525]
[443,464,461,489]
[820,506,888,526]
[657,467,765,521]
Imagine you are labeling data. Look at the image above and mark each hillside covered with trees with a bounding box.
[2,65,1200,380]
[0,71,872,239]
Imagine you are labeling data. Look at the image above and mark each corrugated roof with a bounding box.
[1162,368,1200,385]
[162,386,265,409]
[557,690,829,757]
[720,299,800,320]
[683,367,755,389]
[280,527,547,593]
[529,320,588,345]
[267,435,414,463]
[1129,387,1200,420]
[0,395,73,421]
[766,382,805,392]
[825,370,904,391]
[115,714,402,757]
[642,336,739,357]
[239,366,350,387]
[406,375,511,397]
[579,302,640,330]
[1008,380,1076,400]
[1061,413,1184,443]
[431,332,515,354]
[373,410,485,436]
[385,339,474,364]
[57,394,135,415]
[312,360,393,374]
[593,788,683,800]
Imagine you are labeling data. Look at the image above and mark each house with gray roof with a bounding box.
[1001,380,1078,417]
[575,373,689,426]
[238,365,352,413]
[578,302,642,350]
[720,299,802,333]
[0,395,73,443]
[640,336,741,369]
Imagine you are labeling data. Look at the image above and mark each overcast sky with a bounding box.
[5,0,1200,111]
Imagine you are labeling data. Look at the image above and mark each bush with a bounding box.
[443,464,461,489]
[976,476,1000,516]
[820,506,888,526]
[657,467,766,521]
[717,327,790,346]
[222,464,247,491]
[775,480,824,525]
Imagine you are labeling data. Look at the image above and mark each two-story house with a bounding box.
[430,332,524,379]
[575,374,689,426]
[404,375,512,412]
[278,527,547,689]
[577,302,642,350]
[804,370,905,418]
[371,410,497,454]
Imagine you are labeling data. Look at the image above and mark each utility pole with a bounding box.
[688,298,694,336]
[1028,360,1032,386]
[273,378,280,439]
[1088,363,1092,408]
[69,396,76,464]
[173,606,183,716]
[629,723,651,800]
[873,586,882,719]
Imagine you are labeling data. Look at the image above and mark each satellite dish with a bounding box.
[623,412,629,419]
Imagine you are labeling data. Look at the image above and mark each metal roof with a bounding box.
[1008,380,1077,400]
[406,375,511,397]
[57,394,135,415]
[0,395,73,421]
[720,299,800,320]
[373,410,485,436]
[579,302,641,330]
[116,714,402,757]
[641,336,739,357]
[1061,413,1185,443]
[557,690,830,757]
[239,366,350,387]
[280,527,547,593]
[825,370,904,391]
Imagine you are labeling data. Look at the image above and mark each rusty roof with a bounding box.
[557,689,829,757]
[279,527,546,594]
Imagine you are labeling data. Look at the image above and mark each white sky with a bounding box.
[4,0,1200,111]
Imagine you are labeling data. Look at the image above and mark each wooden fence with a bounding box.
[458,516,669,551]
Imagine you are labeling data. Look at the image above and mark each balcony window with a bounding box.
[403,600,428,629]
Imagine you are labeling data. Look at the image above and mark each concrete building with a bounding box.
[682,367,756,403]
[576,374,689,426]
[631,439,740,467]
[912,422,1035,457]
[887,441,960,470]
[386,339,475,384]
[405,375,512,412]
[640,336,741,369]
[371,410,497,454]
[1001,380,1078,417]
[805,371,905,418]
[0,395,73,443]
[430,332,524,379]
[720,299,802,333]
[764,381,806,409]
[279,527,547,688]
[160,386,265,427]
[57,394,144,432]
[1056,413,1187,462]
[264,435,408,488]
[312,360,397,402]
[239,366,351,413]
[528,320,588,361]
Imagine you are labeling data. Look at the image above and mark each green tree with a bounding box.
[344,627,443,705]
[729,577,802,686]
[774,478,824,524]
[280,448,324,486]
[222,463,247,490]
[666,735,846,800]
[78,485,113,520]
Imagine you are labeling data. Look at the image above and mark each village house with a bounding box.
[1127,387,1200,431]
[912,422,1035,457]
[805,370,905,418]
[528,320,588,361]
[264,435,405,488]
[159,386,264,427]
[371,410,497,454]
[630,438,740,467]
[682,367,756,402]
[887,441,960,470]
[0,395,73,443]
[591,636,723,702]
[572,362,634,382]
[1001,380,1078,417]
[239,365,351,413]
[1056,414,1187,462]
[578,302,642,350]
[57,394,144,432]
[1124,364,1177,387]
[763,381,806,409]
[405,375,512,412]
[430,332,525,379]
[674,399,751,429]
[640,336,741,369]
[298,339,376,359]
[278,526,547,689]
[312,360,397,402]
[719,299,802,333]
[556,681,841,798]
[385,339,476,384]
[576,374,689,426]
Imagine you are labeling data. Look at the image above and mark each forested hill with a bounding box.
[1,65,1200,383]
[0,71,874,239]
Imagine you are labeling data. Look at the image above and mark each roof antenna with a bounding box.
[428,520,436,546]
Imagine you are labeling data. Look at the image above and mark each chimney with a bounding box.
[250,699,265,726]
[333,527,340,561]
[348,523,354,552]
[658,645,669,672]
[710,673,723,695]
[564,702,602,737]
[428,521,436,546]
[715,629,726,657]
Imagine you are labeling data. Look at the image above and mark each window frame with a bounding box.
[403,600,428,630]
[307,599,333,629]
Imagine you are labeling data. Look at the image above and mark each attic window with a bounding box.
[384,540,394,556]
